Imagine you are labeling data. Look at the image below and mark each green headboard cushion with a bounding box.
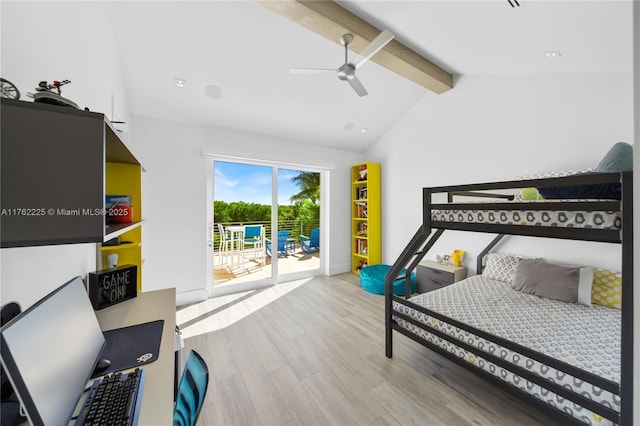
[596,142,633,173]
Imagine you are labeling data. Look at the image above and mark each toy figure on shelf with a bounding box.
[357,165,367,181]
[30,79,79,109]
[356,260,368,271]
[37,79,70,95]
[451,249,465,267]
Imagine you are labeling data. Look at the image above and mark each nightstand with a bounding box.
[416,260,467,293]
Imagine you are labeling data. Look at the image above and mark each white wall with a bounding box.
[0,2,130,310]
[131,115,360,299]
[0,244,98,310]
[366,73,634,273]
[0,2,131,129]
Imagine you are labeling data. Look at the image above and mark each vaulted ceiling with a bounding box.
[6,1,634,153]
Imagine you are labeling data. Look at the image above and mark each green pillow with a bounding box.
[520,187,544,200]
[596,142,633,172]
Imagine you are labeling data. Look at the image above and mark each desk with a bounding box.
[95,288,176,425]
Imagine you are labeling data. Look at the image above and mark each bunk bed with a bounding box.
[385,171,633,425]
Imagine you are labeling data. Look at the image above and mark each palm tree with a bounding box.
[289,171,320,205]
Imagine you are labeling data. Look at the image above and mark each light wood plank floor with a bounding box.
[179,273,566,426]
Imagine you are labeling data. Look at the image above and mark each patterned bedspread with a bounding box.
[431,202,621,230]
[393,275,620,425]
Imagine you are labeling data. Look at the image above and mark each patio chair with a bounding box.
[243,224,265,266]
[286,236,296,253]
[216,224,240,266]
[265,230,290,258]
[300,228,320,254]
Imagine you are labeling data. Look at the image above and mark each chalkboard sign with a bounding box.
[87,265,137,310]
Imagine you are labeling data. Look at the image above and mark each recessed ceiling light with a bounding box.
[174,78,186,88]
[544,51,561,58]
[344,122,354,131]
[205,85,223,100]
[361,128,368,133]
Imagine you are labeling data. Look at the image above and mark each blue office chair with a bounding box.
[300,228,319,254]
[173,350,209,426]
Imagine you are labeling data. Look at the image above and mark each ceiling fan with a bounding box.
[289,29,395,97]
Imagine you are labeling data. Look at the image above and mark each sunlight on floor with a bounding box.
[176,278,310,338]
[176,290,254,325]
[214,250,320,286]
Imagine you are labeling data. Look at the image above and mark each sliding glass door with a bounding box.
[275,168,321,281]
[211,161,273,288]
[206,158,322,296]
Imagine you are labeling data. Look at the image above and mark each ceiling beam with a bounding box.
[257,0,453,94]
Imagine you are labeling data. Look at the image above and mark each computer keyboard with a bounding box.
[75,368,146,426]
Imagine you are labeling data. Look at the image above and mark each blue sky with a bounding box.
[214,161,303,205]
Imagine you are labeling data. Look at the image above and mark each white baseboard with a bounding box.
[175,288,208,306]
[328,262,351,275]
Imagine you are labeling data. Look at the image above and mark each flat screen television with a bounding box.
[0,277,105,425]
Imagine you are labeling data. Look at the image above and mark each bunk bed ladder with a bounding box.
[385,225,445,358]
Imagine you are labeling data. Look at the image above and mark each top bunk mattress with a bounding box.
[431,201,621,230]
[426,172,630,232]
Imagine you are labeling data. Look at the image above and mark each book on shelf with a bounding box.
[355,239,368,255]
[355,203,368,219]
[356,222,368,236]
[357,186,368,200]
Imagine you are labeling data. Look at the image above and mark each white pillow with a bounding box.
[482,253,533,284]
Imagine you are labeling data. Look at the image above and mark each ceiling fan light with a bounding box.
[337,64,356,81]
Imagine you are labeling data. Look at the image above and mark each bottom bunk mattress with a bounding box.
[392,275,620,425]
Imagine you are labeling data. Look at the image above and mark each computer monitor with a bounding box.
[0,276,105,426]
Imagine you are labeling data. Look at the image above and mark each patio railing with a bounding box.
[213,220,320,248]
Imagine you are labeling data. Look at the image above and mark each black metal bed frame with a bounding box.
[384,171,633,425]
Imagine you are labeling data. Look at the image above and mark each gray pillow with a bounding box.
[512,259,593,306]
[596,142,633,172]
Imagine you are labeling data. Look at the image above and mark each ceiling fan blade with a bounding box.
[347,76,368,97]
[289,68,335,74]
[353,29,394,69]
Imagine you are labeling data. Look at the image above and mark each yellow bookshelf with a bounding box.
[100,156,143,291]
[352,162,381,274]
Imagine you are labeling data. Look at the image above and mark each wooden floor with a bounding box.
[180,273,566,426]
